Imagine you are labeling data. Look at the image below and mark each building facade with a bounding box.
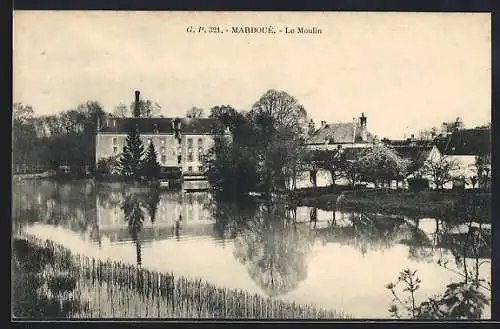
[306,113,376,151]
[95,91,228,175]
[296,113,377,188]
[434,128,491,189]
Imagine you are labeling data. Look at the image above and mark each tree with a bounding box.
[307,119,316,137]
[308,150,345,187]
[248,90,309,192]
[204,136,259,195]
[420,156,459,190]
[112,103,129,118]
[343,151,366,189]
[474,154,491,190]
[129,99,162,118]
[12,103,37,172]
[141,142,161,180]
[96,155,121,176]
[119,126,145,179]
[186,106,204,118]
[249,89,308,142]
[13,103,34,124]
[359,145,410,188]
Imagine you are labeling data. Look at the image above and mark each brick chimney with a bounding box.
[359,112,367,141]
[134,90,141,118]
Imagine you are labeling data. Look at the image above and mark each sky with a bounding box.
[13,11,491,139]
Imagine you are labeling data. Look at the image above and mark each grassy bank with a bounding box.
[291,187,491,221]
[12,235,349,319]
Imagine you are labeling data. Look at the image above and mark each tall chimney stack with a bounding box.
[134,90,141,118]
[359,112,367,141]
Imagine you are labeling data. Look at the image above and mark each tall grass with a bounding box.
[13,234,349,319]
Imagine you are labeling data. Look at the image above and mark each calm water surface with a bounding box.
[12,179,491,318]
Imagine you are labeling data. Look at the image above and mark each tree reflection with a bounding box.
[12,180,99,241]
[205,193,260,242]
[232,201,315,297]
[120,188,161,266]
[315,211,413,256]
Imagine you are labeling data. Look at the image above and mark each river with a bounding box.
[11,179,491,319]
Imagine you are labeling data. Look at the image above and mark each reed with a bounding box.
[13,233,350,319]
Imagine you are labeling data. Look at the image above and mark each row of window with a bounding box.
[112,137,204,146]
[112,146,204,162]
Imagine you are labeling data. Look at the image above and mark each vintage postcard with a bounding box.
[12,11,491,320]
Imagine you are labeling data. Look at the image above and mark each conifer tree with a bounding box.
[119,126,145,179]
[142,142,161,180]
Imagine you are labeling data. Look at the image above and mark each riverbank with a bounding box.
[292,187,491,221]
[12,234,349,319]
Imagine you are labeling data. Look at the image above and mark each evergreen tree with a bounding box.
[119,126,145,179]
[142,142,161,179]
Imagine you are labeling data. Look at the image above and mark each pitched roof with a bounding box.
[307,122,375,145]
[434,128,491,156]
[387,139,435,147]
[390,146,435,168]
[98,117,226,135]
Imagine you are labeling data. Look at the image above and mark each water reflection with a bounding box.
[12,180,491,318]
[233,202,315,297]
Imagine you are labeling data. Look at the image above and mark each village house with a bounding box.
[95,91,228,175]
[296,113,377,188]
[306,113,376,151]
[434,127,491,189]
[388,141,442,189]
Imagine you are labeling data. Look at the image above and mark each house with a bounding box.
[296,113,377,188]
[434,128,491,189]
[95,91,228,175]
[389,144,442,189]
[306,113,377,151]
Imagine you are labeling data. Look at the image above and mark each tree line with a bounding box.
[203,90,491,195]
[12,98,196,174]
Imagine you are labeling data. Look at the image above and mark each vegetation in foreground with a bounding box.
[386,268,490,319]
[12,235,349,319]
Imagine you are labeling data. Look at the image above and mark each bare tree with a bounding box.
[129,99,162,118]
[113,103,129,118]
[186,106,204,118]
[248,90,309,192]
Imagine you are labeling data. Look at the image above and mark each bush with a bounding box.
[408,178,429,192]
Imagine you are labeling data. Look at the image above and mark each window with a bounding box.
[188,166,193,172]
[198,153,203,162]
[112,137,117,145]
[198,138,203,147]
[161,147,166,154]
[337,145,342,150]
[177,155,182,164]
[161,155,166,163]
[187,138,193,148]
[148,138,153,144]
[187,151,193,162]
[113,146,118,153]
[198,166,203,172]
[153,124,159,134]
[160,138,166,144]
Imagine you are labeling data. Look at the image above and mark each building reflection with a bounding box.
[96,186,215,246]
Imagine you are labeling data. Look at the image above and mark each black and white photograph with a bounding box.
[12,11,492,320]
